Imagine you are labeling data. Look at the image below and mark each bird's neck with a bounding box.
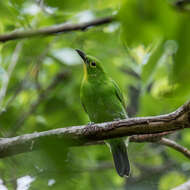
[83,64,87,81]
[85,72,108,84]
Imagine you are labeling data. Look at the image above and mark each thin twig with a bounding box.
[0,42,22,108]
[130,133,190,159]
[86,131,174,146]
[158,138,190,159]
[129,131,174,142]
[8,71,70,136]
[0,62,35,115]
[120,68,141,80]
[0,16,114,43]
[1,37,56,115]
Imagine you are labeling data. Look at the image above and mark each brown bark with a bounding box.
[0,101,189,158]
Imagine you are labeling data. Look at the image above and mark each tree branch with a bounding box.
[0,16,114,43]
[129,133,190,159]
[0,101,189,158]
[158,138,190,159]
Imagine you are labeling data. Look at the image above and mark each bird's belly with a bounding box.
[85,95,126,123]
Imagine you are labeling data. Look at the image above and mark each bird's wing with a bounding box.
[111,79,127,109]
[81,101,88,114]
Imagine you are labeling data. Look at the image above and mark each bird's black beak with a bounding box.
[76,49,87,63]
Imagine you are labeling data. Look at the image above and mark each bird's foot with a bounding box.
[87,121,95,126]
[114,118,121,121]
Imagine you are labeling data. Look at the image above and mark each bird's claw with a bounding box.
[87,121,95,126]
[114,118,121,121]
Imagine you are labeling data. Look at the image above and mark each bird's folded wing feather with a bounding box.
[111,79,127,109]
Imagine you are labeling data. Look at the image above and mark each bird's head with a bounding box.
[76,49,106,79]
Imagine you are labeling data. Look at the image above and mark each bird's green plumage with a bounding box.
[78,50,130,177]
[81,77,127,123]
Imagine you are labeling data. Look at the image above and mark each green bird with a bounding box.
[76,49,130,177]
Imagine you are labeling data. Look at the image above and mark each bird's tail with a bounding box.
[107,139,130,177]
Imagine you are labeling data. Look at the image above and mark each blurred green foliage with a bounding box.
[159,171,187,190]
[0,0,190,189]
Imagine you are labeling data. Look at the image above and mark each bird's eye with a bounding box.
[91,62,96,67]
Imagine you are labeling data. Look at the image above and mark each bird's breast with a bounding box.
[82,83,126,123]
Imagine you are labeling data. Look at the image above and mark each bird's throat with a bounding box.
[83,64,87,80]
